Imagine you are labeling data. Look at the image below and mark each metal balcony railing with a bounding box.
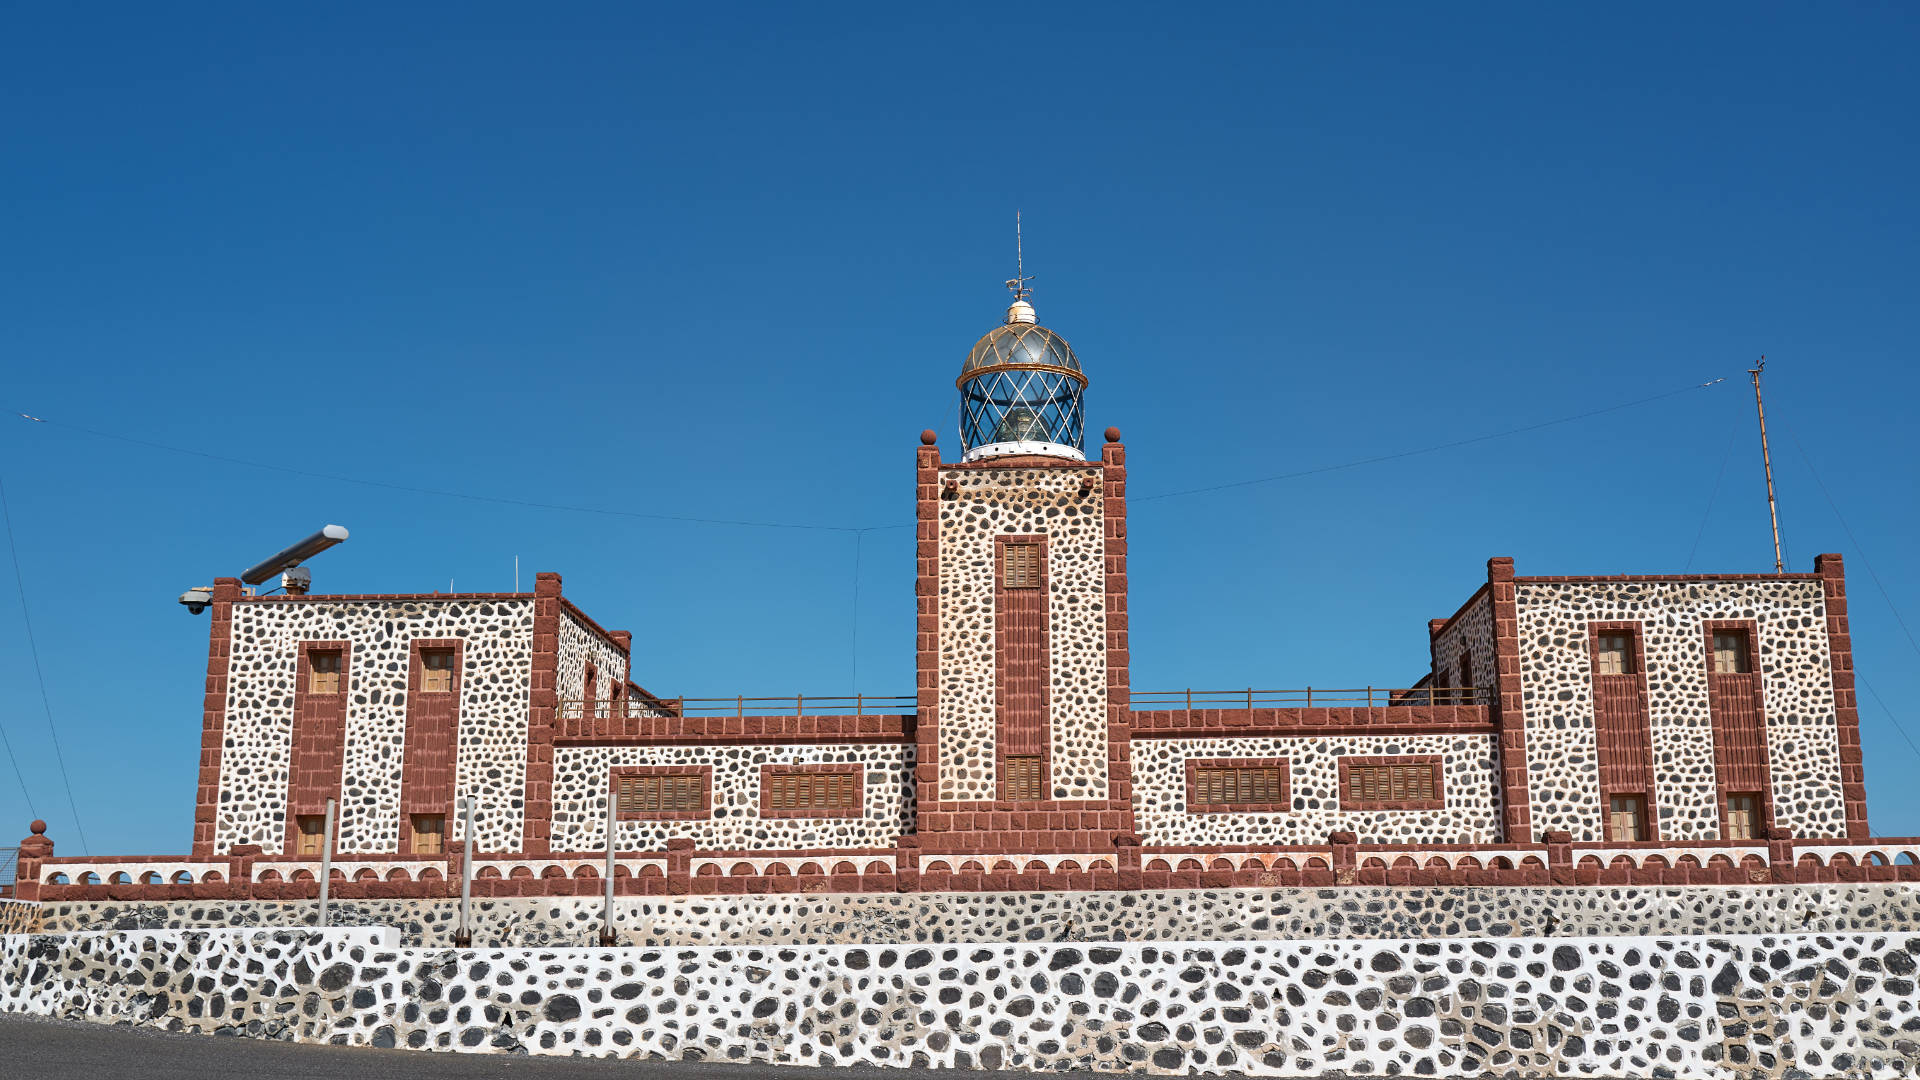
[1129,686,1485,710]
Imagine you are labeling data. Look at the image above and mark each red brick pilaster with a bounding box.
[1543,830,1573,886]
[13,820,51,901]
[894,835,920,892]
[1102,433,1135,839]
[666,837,694,895]
[1329,830,1358,884]
[192,578,241,857]
[914,435,942,826]
[1488,557,1533,842]
[227,843,261,899]
[1767,835,1798,883]
[1815,554,1868,838]
[523,572,563,854]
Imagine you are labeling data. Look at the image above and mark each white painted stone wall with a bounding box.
[216,597,535,855]
[5,927,1916,1075]
[558,607,628,710]
[1515,579,1847,842]
[1131,734,1503,845]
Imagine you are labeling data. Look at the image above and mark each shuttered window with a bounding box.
[615,773,705,816]
[309,650,343,695]
[1595,632,1634,676]
[1724,793,1760,840]
[1189,765,1288,809]
[1003,755,1044,801]
[1712,629,1751,674]
[764,772,860,815]
[1002,543,1041,589]
[420,648,455,693]
[295,814,327,856]
[1608,794,1647,842]
[1341,759,1444,809]
[410,814,444,854]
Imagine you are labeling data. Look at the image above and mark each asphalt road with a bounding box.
[0,1015,1133,1079]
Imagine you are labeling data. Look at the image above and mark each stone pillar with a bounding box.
[1543,831,1574,886]
[1487,557,1533,843]
[13,821,51,902]
[1767,835,1797,884]
[1114,834,1142,890]
[1329,831,1358,885]
[1815,554,1870,839]
[445,839,467,900]
[523,572,563,855]
[665,838,694,896]
[894,836,920,893]
[226,844,261,900]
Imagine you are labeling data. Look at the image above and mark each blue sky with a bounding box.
[2,4,1917,855]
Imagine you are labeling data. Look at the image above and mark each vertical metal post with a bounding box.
[1749,358,1785,573]
[316,797,336,927]
[600,790,617,946]
[455,796,475,947]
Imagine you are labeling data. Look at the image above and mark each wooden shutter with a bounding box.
[1004,756,1043,801]
[764,771,860,815]
[309,650,343,695]
[1713,630,1750,674]
[420,648,455,693]
[1340,759,1444,809]
[1002,543,1041,589]
[615,773,704,815]
[1189,764,1287,809]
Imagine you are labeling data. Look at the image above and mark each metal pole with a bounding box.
[1749,357,1785,574]
[317,797,336,927]
[455,796,475,947]
[600,791,617,946]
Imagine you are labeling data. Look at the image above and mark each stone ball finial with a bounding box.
[1104,427,1121,444]
[919,429,938,446]
[29,819,45,835]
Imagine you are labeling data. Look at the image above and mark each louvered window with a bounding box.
[1342,761,1442,808]
[615,773,705,816]
[1003,755,1043,801]
[420,648,455,693]
[1189,765,1288,809]
[1712,629,1751,674]
[309,650,343,695]
[1002,543,1041,589]
[765,772,860,815]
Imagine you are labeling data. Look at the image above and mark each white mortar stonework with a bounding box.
[1132,735,1503,846]
[936,465,1110,803]
[550,743,915,850]
[1515,580,1846,842]
[1431,590,1494,697]
[216,597,535,855]
[558,608,629,713]
[5,928,1917,1076]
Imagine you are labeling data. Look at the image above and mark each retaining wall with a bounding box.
[3,926,1916,1076]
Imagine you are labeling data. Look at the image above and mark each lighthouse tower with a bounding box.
[913,279,1134,864]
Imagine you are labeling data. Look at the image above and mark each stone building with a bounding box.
[12,291,1907,901]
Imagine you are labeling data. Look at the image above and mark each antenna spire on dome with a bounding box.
[1003,211,1036,324]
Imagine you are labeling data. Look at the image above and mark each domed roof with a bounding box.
[961,304,1083,379]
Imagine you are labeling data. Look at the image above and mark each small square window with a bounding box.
[308,650,343,695]
[410,814,445,854]
[1607,794,1647,842]
[1002,543,1041,589]
[1003,756,1043,801]
[295,814,327,856]
[420,648,455,693]
[1595,632,1634,676]
[1712,629,1751,674]
[1724,793,1761,840]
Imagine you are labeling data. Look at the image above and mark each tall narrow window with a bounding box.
[1712,629,1752,674]
[1002,542,1041,589]
[1458,647,1474,699]
[295,814,327,856]
[1594,633,1634,676]
[309,650,343,695]
[1003,756,1043,801]
[1724,793,1760,841]
[420,648,455,693]
[583,662,597,713]
[1607,795,1647,842]
[409,814,445,854]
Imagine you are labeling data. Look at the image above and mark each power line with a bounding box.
[1859,675,1920,765]
[0,471,84,850]
[1683,407,1742,572]
[1134,377,1728,503]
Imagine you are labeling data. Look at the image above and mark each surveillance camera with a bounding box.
[179,587,214,614]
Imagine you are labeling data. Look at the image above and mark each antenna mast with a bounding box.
[1004,211,1033,302]
[1749,356,1785,573]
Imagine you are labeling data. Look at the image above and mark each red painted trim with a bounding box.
[523,572,562,854]
[1428,583,1492,641]
[1701,619,1775,839]
[558,597,630,657]
[1129,705,1493,739]
[758,763,865,819]
[556,713,915,747]
[1183,757,1292,813]
[1338,755,1446,811]
[995,533,1051,800]
[1816,553,1869,839]
[192,578,241,856]
[610,765,713,821]
[1101,440,1136,839]
[284,639,352,854]
[1514,572,1820,583]
[1589,620,1659,842]
[398,638,463,855]
[914,443,941,829]
[1487,557,1532,841]
[241,591,535,603]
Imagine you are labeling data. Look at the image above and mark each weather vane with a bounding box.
[1004,210,1034,302]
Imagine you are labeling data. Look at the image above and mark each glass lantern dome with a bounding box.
[957,300,1087,461]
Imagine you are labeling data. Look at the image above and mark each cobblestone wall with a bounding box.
[32,883,1920,948]
[4,926,1916,1075]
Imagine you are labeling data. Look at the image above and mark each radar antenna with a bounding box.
[1004,211,1034,301]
